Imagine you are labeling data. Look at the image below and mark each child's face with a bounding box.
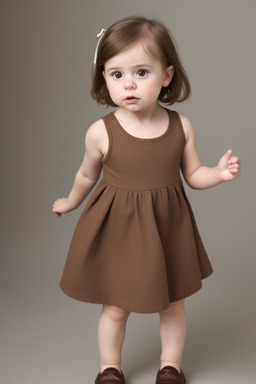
[103,42,174,112]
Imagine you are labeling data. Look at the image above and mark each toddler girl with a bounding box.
[53,16,241,384]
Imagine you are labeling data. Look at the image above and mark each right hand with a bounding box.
[52,198,72,217]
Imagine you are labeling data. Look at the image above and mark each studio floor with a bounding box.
[3,283,255,384]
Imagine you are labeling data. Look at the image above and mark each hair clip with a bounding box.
[93,29,106,65]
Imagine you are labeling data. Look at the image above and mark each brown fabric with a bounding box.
[60,109,213,313]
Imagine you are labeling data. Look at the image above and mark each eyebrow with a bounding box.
[106,64,154,73]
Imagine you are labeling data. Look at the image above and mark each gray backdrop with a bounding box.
[1,1,255,383]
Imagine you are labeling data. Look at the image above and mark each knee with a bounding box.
[160,299,185,317]
[103,305,130,323]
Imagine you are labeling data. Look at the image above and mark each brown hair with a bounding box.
[91,16,191,107]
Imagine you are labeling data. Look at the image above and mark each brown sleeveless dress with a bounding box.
[60,109,213,313]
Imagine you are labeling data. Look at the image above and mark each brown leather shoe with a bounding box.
[156,366,186,384]
[95,367,125,384]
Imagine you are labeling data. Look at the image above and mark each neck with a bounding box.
[116,103,163,124]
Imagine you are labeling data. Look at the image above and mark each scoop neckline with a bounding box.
[112,109,172,142]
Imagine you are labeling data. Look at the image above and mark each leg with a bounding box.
[159,299,187,373]
[98,305,130,373]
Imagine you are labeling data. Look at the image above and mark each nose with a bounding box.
[124,77,136,90]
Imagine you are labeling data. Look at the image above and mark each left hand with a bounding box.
[218,149,241,181]
[52,197,73,217]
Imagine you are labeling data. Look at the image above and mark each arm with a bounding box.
[180,114,241,190]
[52,119,107,216]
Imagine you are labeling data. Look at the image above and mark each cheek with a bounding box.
[143,82,162,98]
[107,83,118,96]
[106,82,121,102]
[104,79,113,93]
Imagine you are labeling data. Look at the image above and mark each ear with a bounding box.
[162,65,174,87]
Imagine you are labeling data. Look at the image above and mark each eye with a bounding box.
[136,69,149,78]
[111,71,124,80]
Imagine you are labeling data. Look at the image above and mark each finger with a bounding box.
[228,156,241,165]
[230,170,240,176]
[52,205,62,215]
[229,169,240,175]
[224,149,232,159]
[229,162,240,169]
[229,167,240,174]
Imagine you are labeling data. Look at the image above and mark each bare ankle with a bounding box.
[160,360,181,373]
[101,363,121,373]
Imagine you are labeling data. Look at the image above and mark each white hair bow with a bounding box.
[93,29,106,65]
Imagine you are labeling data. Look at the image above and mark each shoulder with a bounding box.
[85,118,108,147]
[177,113,195,143]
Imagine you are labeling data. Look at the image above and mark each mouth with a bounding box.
[124,96,139,104]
